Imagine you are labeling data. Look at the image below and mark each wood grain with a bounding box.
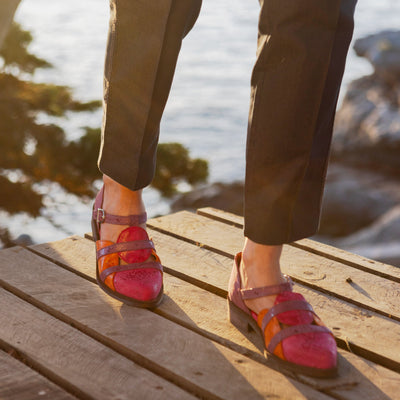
[0,350,76,400]
[31,235,260,356]
[30,235,400,399]
[197,207,400,282]
[0,246,329,400]
[0,288,195,400]
[148,211,400,322]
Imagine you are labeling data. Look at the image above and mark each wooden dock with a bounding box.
[0,208,399,400]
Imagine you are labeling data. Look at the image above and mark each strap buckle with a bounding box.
[96,208,106,223]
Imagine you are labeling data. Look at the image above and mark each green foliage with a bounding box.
[0,227,13,248]
[0,22,102,220]
[0,21,209,242]
[153,143,208,197]
[0,22,51,73]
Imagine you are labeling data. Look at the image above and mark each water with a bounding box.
[4,0,400,244]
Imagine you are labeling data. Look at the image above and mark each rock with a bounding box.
[354,30,400,84]
[330,205,400,267]
[13,233,34,246]
[319,164,400,237]
[332,30,400,174]
[170,181,244,215]
[332,75,400,174]
[171,164,400,240]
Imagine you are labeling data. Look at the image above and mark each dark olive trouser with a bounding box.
[98,0,357,245]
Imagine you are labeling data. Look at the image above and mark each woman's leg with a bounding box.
[98,0,201,236]
[242,0,357,309]
[244,0,357,246]
[95,0,201,305]
[230,0,357,374]
[98,0,201,191]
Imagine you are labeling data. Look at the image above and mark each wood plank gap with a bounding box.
[20,238,400,398]
[147,223,235,260]
[197,209,243,229]
[157,279,400,373]
[0,349,77,400]
[149,220,400,323]
[197,208,400,283]
[163,265,226,298]
[153,304,391,399]
[23,242,276,374]
[25,238,290,370]
[29,236,400,375]
[0,339,90,400]
[0,279,225,400]
[25,238,327,380]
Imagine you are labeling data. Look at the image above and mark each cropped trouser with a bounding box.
[98,0,357,245]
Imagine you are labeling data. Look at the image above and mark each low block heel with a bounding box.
[228,300,256,333]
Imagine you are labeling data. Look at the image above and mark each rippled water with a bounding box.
[4,0,400,244]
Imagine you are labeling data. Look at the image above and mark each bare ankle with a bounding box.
[242,238,283,270]
[102,175,145,214]
[103,175,137,196]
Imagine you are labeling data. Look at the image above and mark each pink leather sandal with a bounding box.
[91,186,163,308]
[228,253,337,378]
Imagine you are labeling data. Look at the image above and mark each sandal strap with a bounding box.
[93,208,147,226]
[97,240,155,259]
[100,261,163,282]
[268,324,331,354]
[261,299,315,333]
[240,278,293,300]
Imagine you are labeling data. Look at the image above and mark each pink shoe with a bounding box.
[91,187,163,308]
[228,253,337,378]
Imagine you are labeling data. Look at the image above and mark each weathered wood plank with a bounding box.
[148,211,400,322]
[197,207,400,282]
[0,350,76,400]
[30,235,260,356]
[31,235,400,399]
[0,289,195,400]
[0,246,331,400]
[147,231,400,373]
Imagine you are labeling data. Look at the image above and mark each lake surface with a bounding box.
[4,0,400,244]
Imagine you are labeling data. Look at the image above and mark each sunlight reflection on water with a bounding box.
[6,0,400,243]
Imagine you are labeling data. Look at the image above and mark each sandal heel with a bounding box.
[91,216,100,241]
[228,299,255,333]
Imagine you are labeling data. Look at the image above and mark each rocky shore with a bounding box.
[171,30,400,267]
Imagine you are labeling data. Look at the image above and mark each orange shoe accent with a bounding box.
[96,240,118,291]
[150,247,161,264]
[257,309,285,359]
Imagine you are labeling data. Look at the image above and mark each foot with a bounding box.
[101,175,146,242]
[94,175,163,306]
[240,238,286,314]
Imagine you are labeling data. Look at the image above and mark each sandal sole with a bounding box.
[228,299,338,378]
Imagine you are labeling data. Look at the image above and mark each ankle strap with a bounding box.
[240,277,293,300]
[93,208,147,226]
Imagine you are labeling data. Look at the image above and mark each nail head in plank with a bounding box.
[0,350,76,400]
